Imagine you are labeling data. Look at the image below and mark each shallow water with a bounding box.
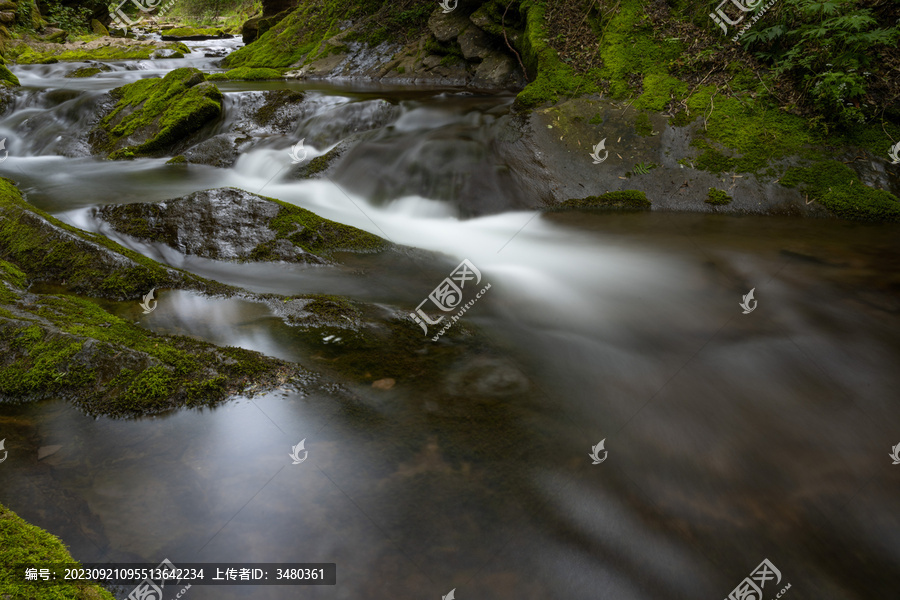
[0,35,899,600]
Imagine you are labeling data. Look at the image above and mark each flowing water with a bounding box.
[1,37,899,600]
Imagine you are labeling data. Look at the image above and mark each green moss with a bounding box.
[424,35,463,59]
[266,196,389,255]
[0,62,18,86]
[0,502,116,600]
[166,155,187,164]
[685,85,817,174]
[206,67,284,81]
[0,177,227,299]
[184,375,227,404]
[706,188,732,205]
[669,110,693,127]
[634,112,653,136]
[222,0,355,69]
[0,168,305,418]
[780,161,900,222]
[557,190,651,210]
[635,72,687,112]
[64,66,102,78]
[516,1,599,109]
[596,0,682,100]
[164,26,226,37]
[253,90,305,125]
[92,67,223,159]
[16,42,188,63]
[299,294,358,321]
[588,113,603,125]
[440,53,463,67]
[0,327,92,395]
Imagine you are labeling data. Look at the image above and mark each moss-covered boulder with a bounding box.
[12,40,190,63]
[0,177,228,299]
[161,26,229,40]
[0,502,116,599]
[96,187,391,264]
[0,60,17,86]
[206,66,284,81]
[780,161,900,222]
[89,67,223,159]
[64,62,112,78]
[91,18,109,36]
[0,179,306,416]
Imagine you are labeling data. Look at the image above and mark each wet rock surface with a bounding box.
[95,187,392,264]
[283,13,526,92]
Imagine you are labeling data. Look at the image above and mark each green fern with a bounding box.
[630,162,658,176]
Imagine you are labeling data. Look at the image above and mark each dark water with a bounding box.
[1,37,899,600]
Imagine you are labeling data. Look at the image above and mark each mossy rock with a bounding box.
[0,179,305,416]
[294,142,345,179]
[253,89,305,126]
[96,187,391,263]
[0,61,17,86]
[0,177,228,299]
[705,188,732,205]
[780,161,900,222]
[91,18,109,36]
[555,190,651,210]
[16,42,187,63]
[206,67,284,81]
[89,67,223,159]
[64,63,111,78]
[161,26,228,40]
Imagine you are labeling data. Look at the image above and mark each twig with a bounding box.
[503,0,528,82]
[704,88,718,131]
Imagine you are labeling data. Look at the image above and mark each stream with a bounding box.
[0,36,899,600]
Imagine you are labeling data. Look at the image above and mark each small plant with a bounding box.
[706,188,732,205]
[628,162,658,177]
